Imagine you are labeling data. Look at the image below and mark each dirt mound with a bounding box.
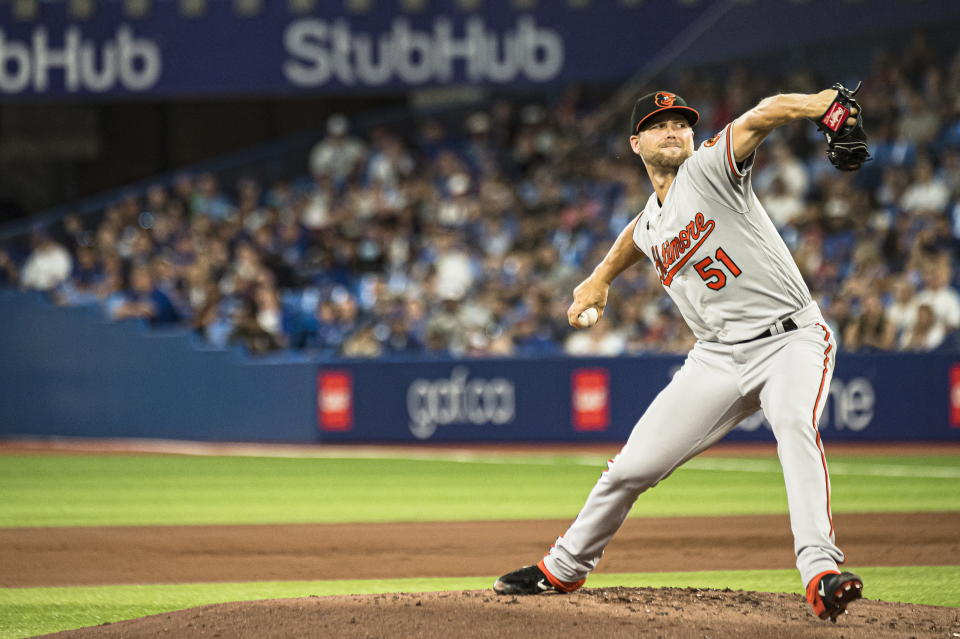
[39,587,960,639]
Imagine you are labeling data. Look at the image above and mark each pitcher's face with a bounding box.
[630,113,695,170]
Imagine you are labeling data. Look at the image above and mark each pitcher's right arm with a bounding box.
[566,213,645,327]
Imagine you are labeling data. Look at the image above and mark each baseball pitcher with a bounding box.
[493,86,869,623]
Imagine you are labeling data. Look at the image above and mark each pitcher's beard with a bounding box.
[647,148,691,169]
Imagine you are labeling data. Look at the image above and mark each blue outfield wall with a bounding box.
[2,291,959,444]
[0,292,318,443]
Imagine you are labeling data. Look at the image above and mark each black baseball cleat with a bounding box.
[492,560,585,595]
[806,570,863,622]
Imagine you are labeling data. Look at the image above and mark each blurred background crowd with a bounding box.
[3,32,960,359]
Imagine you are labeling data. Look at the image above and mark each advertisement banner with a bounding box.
[0,1,700,99]
[1,0,955,100]
[316,353,960,444]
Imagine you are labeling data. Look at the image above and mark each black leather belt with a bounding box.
[739,317,799,344]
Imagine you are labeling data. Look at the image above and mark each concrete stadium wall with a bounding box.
[2,291,959,444]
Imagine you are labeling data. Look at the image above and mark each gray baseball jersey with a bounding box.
[632,123,813,344]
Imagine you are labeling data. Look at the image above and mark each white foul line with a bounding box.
[4,437,959,479]
[682,457,960,479]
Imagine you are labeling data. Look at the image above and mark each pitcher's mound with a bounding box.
[41,587,960,639]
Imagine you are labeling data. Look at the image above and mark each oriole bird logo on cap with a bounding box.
[655,91,677,107]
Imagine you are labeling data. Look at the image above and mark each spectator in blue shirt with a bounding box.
[114,264,181,326]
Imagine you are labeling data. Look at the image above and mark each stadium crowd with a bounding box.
[4,33,960,359]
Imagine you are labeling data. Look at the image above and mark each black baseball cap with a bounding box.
[630,91,700,135]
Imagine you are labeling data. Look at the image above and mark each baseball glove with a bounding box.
[815,82,871,171]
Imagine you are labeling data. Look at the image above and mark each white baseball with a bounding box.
[577,307,599,328]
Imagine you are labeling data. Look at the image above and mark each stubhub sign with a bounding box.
[0,1,707,99]
[0,14,566,97]
[0,1,952,99]
[284,17,563,88]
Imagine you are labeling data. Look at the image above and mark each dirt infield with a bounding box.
[38,588,960,639]
[3,512,959,587]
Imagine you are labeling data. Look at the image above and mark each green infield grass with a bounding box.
[1,566,957,639]
[1,453,959,527]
